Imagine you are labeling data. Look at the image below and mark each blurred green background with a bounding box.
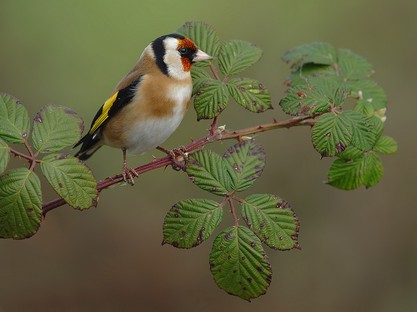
[1,0,416,311]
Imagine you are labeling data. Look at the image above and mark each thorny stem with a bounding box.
[208,62,221,135]
[10,139,40,171]
[228,197,239,227]
[10,148,32,161]
[209,63,220,80]
[209,116,219,136]
[220,116,316,140]
[42,114,318,216]
[24,139,34,157]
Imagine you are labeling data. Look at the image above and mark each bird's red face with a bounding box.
[151,34,212,80]
[177,38,198,72]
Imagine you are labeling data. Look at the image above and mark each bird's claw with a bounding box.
[121,164,139,185]
[157,146,188,171]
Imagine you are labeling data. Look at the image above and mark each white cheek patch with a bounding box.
[163,38,190,80]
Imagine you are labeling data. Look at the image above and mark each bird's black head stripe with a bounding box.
[152,34,186,76]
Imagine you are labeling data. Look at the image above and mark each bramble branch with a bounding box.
[42,114,317,216]
[10,139,40,170]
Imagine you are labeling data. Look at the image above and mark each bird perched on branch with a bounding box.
[74,34,212,184]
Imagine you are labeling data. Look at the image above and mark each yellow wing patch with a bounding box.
[90,92,118,134]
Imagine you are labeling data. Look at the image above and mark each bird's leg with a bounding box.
[156,146,172,155]
[121,148,138,185]
[156,146,188,171]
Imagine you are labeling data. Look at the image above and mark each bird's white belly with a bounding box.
[125,111,185,155]
[125,82,191,155]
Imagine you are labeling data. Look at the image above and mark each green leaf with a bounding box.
[0,94,30,143]
[374,136,398,154]
[362,152,384,188]
[32,105,84,153]
[337,48,373,80]
[286,64,337,87]
[349,80,387,115]
[280,77,347,116]
[210,226,272,301]
[282,42,337,69]
[177,21,221,58]
[353,99,375,117]
[227,78,272,113]
[0,138,10,174]
[312,110,378,156]
[193,80,229,120]
[223,140,266,192]
[311,112,353,157]
[40,154,97,209]
[241,194,299,250]
[0,168,42,239]
[191,67,212,95]
[344,110,376,151]
[368,115,385,142]
[327,152,383,190]
[163,199,223,248]
[219,40,262,76]
[327,158,362,190]
[186,150,232,196]
[337,146,364,161]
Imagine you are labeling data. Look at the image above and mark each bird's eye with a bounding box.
[179,47,188,55]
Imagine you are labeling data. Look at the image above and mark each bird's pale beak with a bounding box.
[193,49,213,63]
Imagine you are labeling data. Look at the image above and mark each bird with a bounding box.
[74,34,212,184]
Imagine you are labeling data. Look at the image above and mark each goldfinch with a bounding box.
[74,34,212,184]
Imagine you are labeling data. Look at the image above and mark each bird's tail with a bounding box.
[74,133,102,160]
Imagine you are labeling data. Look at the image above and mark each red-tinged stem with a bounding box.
[209,63,220,80]
[10,139,40,171]
[24,139,34,157]
[209,116,219,136]
[228,197,239,227]
[41,114,318,216]
[220,116,316,140]
[207,62,221,135]
[10,148,32,161]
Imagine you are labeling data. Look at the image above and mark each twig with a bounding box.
[41,115,319,216]
[228,197,239,227]
[24,139,34,158]
[209,63,220,80]
[207,63,221,135]
[10,148,32,161]
[10,139,40,171]
[209,116,219,136]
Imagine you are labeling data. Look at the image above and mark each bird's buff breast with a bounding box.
[104,81,192,155]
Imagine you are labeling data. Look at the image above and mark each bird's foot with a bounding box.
[121,163,139,185]
[157,146,188,171]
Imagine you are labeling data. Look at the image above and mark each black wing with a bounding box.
[74,76,142,160]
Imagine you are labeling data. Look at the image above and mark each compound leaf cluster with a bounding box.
[280,42,397,190]
[0,94,97,238]
[163,139,299,300]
